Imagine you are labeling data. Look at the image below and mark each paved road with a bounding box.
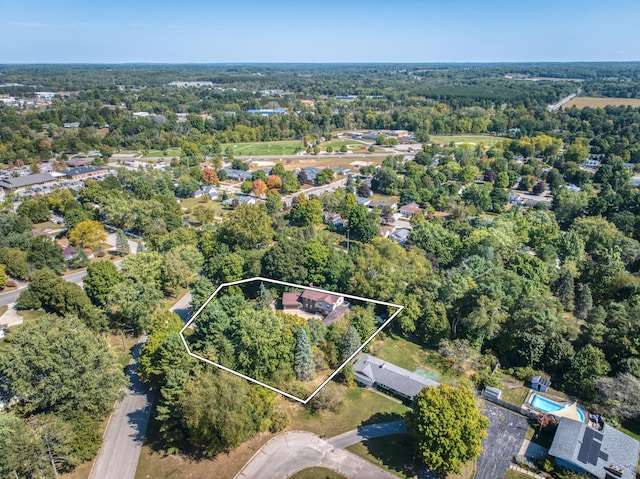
[328,420,406,449]
[89,338,154,479]
[475,402,529,479]
[235,431,399,479]
[547,88,582,111]
[283,178,348,207]
[89,292,191,479]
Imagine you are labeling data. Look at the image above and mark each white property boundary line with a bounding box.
[179,276,404,404]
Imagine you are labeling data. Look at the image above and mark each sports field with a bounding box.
[222,139,367,156]
[563,97,640,109]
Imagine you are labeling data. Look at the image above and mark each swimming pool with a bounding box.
[531,394,585,422]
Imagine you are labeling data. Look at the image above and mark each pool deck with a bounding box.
[522,389,587,423]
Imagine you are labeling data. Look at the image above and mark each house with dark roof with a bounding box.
[282,292,302,310]
[353,354,439,401]
[300,289,344,314]
[222,168,253,182]
[298,167,323,185]
[548,418,639,479]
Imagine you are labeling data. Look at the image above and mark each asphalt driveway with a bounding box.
[475,401,529,479]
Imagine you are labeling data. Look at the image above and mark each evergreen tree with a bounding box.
[136,241,147,253]
[556,268,575,310]
[342,325,361,360]
[116,229,130,256]
[294,328,315,381]
[575,284,593,320]
[255,282,273,310]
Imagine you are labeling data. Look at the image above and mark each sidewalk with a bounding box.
[0,303,23,327]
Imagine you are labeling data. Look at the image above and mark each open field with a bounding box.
[256,154,384,172]
[179,196,228,221]
[563,97,640,109]
[146,148,182,157]
[224,139,370,157]
[430,135,506,147]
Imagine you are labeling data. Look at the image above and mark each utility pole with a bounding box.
[45,434,59,479]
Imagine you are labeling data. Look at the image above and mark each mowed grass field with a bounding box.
[224,139,369,156]
[430,135,506,147]
[563,97,640,109]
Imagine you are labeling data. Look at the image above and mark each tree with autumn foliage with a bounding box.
[266,174,282,191]
[252,179,267,197]
[201,167,219,185]
[69,220,107,250]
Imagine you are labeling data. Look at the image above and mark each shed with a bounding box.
[483,386,502,401]
[531,375,551,393]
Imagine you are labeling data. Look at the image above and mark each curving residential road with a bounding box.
[235,422,409,479]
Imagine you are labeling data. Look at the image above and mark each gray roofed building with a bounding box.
[222,168,253,182]
[299,167,323,185]
[390,228,411,246]
[353,354,439,401]
[0,173,56,191]
[549,418,640,479]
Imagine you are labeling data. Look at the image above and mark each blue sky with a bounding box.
[0,0,639,63]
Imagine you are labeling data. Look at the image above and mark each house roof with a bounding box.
[222,168,252,181]
[353,354,439,399]
[300,289,341,305]
[399,202,421,213]
[299,167,322,181]
[0,173,56,189]
[532,375,551,387]
[549,418,640,479]
[282,292,301,308]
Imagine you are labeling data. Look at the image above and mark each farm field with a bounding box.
[430,135,506,147]
[563,97,640,109]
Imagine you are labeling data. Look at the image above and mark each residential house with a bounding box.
[353,354,439,401]
[193,186,218,200]
[282,292,302,311]
[247,109,286,116]
[300,290,344,314]
[356,196,371,206]
[221,195,256,207]
[399,202,422,217]
[548,418,639,479]
[370,201,397,210]
[390,228,411,246]
[298,167,322,185]
[222,168,253,182]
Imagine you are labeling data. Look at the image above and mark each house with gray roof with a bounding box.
[353,354,439,401]
[548,418,639,479]
[222,168,252,182]
[298,167,323,185]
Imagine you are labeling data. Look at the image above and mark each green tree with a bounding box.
[556,268,575,311]
[348,204,380,242]
[565,344,611,398]
[371,167,397,194]
[219,204,274,250]
[0,314,127,417]
[290,194,323,226]
[84,260,122,306]
[115,229,130,256]
[316,168,334,185]
[0,247,29,280]
[107,278,163,330]
[262,239,308,283]
[294,328,315,381]
[407,385,489,474]
[342,325,361,360]
[17,198,50,223]
[575,284,593,320]
[29,236,66,273]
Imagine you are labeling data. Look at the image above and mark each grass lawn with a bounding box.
[290,467,347,479]
[618,419,640,442]
[284,386,409,438]
[33,221,62,230]
[504,470,533,479]
[430,135,506,147]
[372,334,467,386]
[105,331,140,369]
[348,435,475,479]
[223,140,304,156]
[146,148,182,157]
[499,386,530,407]
[0,305,7,317]
[179,197,228,221]
[347,434,418,478]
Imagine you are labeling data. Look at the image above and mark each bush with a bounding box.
[512,366,538,382]
[269,410,290,433]
[309,383,345,413]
